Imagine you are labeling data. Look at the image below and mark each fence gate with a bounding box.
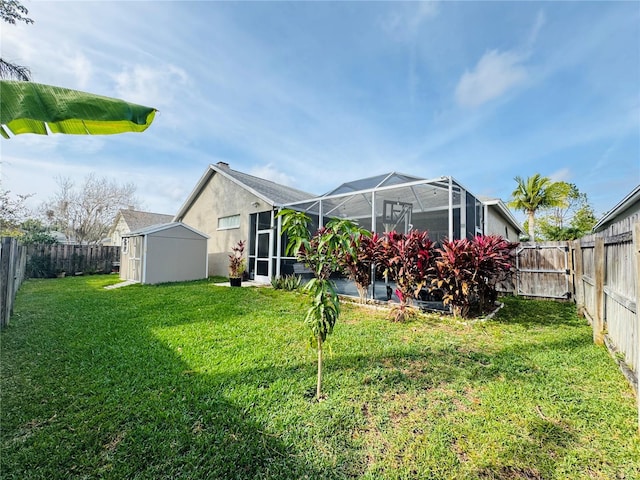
[516,243,571,300]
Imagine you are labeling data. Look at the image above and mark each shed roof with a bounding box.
[124,222,209,238]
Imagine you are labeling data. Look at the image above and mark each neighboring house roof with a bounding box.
[115,208,174,233]
[124,222,209,238]
[593,184,640,232]
[479,197,524,235]
[174,162,315,221]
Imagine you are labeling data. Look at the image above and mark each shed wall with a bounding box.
[144,230,207,284]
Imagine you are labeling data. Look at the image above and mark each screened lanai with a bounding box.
[271,172,486,280]
[282,172,483,241]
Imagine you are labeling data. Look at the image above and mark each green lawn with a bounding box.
[1,276,638,479]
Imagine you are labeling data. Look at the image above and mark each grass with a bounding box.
[1,276,639,479]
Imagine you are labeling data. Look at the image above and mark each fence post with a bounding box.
[593,237,605,345]
[573,240,584,316]
[634,222,640,434]
[1,237,12,328]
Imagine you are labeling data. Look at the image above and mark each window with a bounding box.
[218,214,240,230]
[122,237,129,254]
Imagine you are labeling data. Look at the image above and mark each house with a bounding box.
[106,207,174,246]
[479,197,523,242]
[172,162,314,282]
[120,222,208,285]
[175,164,523,282]
[593,184,640,233]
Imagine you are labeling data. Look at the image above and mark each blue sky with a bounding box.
[2,1,639,223]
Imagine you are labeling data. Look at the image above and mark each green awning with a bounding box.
[0,80,157,138]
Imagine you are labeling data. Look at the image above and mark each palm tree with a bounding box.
[508,174,567,241]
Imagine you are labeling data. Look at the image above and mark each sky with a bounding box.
[2,1,639,225]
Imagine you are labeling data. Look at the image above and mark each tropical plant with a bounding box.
[276,209,359,400]
[270,274,302,291]
[228,240,246,278]
[433,238,476,318]
[508,174,568,241]
[434,235,516,318]
[389,289,419,322]
[378,230,434,320]
[336,231,377,303]
[470,235,517,311]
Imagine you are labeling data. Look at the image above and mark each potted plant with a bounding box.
[228,240,246,287]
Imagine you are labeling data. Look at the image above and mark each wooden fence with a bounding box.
[572,213,639,431]
[26,244,120,278]
[0,237,27,328]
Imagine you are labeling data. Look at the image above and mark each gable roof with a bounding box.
[117,208,174,232]
[174,162,315,221]
[124,222,209,238]
[593,184,640,232]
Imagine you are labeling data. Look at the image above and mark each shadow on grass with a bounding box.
[1,281,331,479]
[2,278,631,480]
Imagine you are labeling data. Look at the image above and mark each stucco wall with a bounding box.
[485,206,520,242]
[179,172,270,277]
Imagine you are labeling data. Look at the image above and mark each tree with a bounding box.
[277,209,362,401]
[0,0,33,80]
[508,174,567,241]
[19,219,57,245]
[535,182,597,240]
[42,174,139,244]
[0,188,33,235]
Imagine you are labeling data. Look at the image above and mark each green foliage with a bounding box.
[18,219,58,245]
[303,278,340,346]
[271,274,302,291]
[25,254,55,278]
[3,278,639,478]
[536,182,597,240]
[509,174,568,240]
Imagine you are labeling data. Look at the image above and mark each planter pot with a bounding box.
[229,277,242,287]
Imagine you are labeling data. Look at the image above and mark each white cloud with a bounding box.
[65,53,93,90]
[455,50,528,108]
[112,64,189,109]
[549,168,571,182]
[526,10,546,50]
[248,164,296,187]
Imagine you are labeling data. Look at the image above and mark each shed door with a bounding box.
[129,236,143,282]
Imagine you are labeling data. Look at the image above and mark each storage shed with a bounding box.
[120,223,209,285]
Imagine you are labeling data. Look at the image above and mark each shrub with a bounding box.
[271,274,302,291]
[434,235,517,318]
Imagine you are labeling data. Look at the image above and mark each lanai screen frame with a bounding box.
[273,174,485,278]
